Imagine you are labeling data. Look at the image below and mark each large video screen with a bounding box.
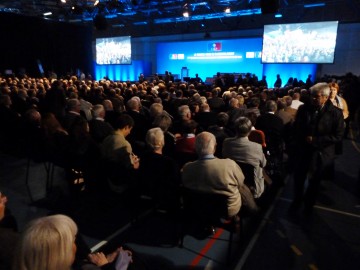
[262,21,338,64]
[96,36,131,65]
[157,38,263,81]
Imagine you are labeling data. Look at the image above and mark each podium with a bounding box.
[181,67,189,80]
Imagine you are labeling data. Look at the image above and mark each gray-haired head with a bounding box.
[195,131,216,157]
[146,127,164,150]
[310,82,330,97]
[92,104,105,118]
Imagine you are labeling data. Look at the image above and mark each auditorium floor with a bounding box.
[1,127,360,270]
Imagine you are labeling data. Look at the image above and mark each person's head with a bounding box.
[0,94,12,107]
[237,95,245,106]
[114,114,134,137]
[181,119,198,135]
[127,98,140,112]
[265,100,277,113]
[199,103,210,112]
[283,95,292,107]
[249,97,260,108]
[102,99,114,111]
[146,127,165,151]
[246,111,258,126]
[66,98,81,113]
[329,82,339,100]
[235,117,252,137]
[178,105,191,120]
[152,114,172,132]
[277,98,287,110]
[293,92,301,100]
[24,108,41,126]
[195,131,216,157]
[149,102,163,118]
[16,214,78,270]
[229,97,239,108]
[216,112,229,127]
[92,104,105,119]
[310,82,330,107]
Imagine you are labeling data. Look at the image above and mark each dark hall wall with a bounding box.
[0,13,93,77]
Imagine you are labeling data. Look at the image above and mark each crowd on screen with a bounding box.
[0,70,360,269]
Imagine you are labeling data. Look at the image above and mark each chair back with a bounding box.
[181,187,229,227]
[236,162,256,192]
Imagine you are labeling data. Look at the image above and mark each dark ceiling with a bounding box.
[1,0,360,37]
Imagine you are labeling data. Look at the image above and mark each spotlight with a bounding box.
[183,3,190,18]
[94,0,99,6]
[225,7,230,14]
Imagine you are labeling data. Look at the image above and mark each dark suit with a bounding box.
[89,118,114,143]
[61,111,85,132]
[255,112,284,155]
[194,111,217,131]
[292,100,344,209]
[139,151,181,210]
[208,97,225,113]
[125,110,150,155]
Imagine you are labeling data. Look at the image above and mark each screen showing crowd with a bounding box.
[262,21,339,64]
[96,36,132,65]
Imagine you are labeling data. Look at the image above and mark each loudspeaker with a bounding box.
[94,14,108,30]
[260,0,279,14]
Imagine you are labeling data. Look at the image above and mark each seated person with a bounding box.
[14,214,133,270]
[222,117,267,198]
[139,127,181,211]
[182,132,258,217]
[101,114,140,192]
[175,119,198,167]
[0,192,19,270]
[175,120,198,155]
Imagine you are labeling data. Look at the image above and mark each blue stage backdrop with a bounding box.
[157,38,263,81]
[94,60,151,81]
[93,37,317,85]
[263,63,317,88]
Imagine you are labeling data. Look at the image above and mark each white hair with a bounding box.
[146,127,165,150]
[195,132,216,157]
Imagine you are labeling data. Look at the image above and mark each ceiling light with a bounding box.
[274,13,282,18]
[61,0,66,3]
[304,3,325,8]
[183,3,190,18]
[43,12,52,16]
[94,0,99,6]
[225,7,231,14]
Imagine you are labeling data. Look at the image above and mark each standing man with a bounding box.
[291,83,344,213]
[274,74,282,88]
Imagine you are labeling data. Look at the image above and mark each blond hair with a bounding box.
[16,214,78,270]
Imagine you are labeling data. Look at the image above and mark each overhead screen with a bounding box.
[262,21,339,64]
[96,36,131,65]
[157,38,263,80]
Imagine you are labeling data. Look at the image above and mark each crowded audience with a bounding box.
[0,70,359,268]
